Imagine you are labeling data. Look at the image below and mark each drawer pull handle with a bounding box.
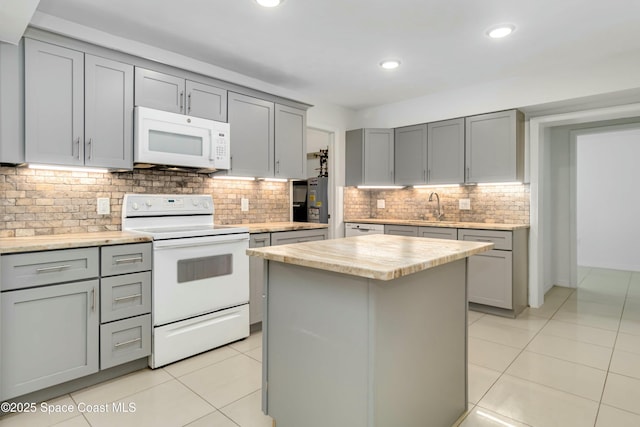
[114,256,143,264]
[36,264,72,273]
[114,337,142,348]
[114,293,143,302]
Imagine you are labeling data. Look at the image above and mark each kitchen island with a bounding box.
[247,234,493,427]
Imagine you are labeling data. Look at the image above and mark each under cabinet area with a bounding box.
[134,67,227,121]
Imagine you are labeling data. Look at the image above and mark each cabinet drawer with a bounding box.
[271,229,328,246]
[457,229,512,250]
[100,314,151,370]
[384,225,419,237]
[1,247,99,291]
[101,243,151,277]
[101,272,151,323]
[418,226,457,240]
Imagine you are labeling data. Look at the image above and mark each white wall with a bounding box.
[576,128,640,271]
[354,50,640,129]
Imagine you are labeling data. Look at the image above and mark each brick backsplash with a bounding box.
[344,184,530,224]
[0,167,290,237]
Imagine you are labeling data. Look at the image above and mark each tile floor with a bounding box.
[2,267,640,427]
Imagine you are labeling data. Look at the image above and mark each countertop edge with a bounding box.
[345,218,530,230]
[0,232,153,254]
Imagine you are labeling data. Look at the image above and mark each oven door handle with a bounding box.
[153,236,248,250]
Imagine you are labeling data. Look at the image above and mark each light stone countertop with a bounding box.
[240,222,329,234]
[0,231,152,254]
[345,218,529,231]
[247,234,493,281]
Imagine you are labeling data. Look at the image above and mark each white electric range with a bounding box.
[122,194,250,368]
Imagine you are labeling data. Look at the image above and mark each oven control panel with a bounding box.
[124,194,213,217]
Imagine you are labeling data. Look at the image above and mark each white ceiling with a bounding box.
[34,0,640,110]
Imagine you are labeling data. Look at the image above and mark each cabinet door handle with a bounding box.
[114,256,143,264]
[276,160,280,174]
[179,91,184,112]
[74,137,80,159]
[114,337,142,348]
[36,264,72,273]
[87,138,92,160]
[466,167,470,180]
[427,169,431,182]
[91,287,96,312]
[253,238,269,243]
[114,293,142,302]
[187,92,192,113]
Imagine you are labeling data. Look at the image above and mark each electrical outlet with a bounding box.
[241,198,249,212]
[377,199,385,209]
[97,197,110,215]
[459,198,471,210]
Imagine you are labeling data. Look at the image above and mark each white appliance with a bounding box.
[345,223,384,237]
[134,106,230,171]
[122,194,249,368]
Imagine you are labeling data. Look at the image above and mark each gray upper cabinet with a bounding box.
[428,118,465,184]
[275,103,306,179]
[134,68,184,114]
[135,68,227,121]
[25,38,84,166]
[185,80,227,122]
[227,92,275,177]
[25,39,134,170]
[394,124,427,185]
[465,110,524,183]
[0,41,24,164]
[346,128,394,186]
[84,54,133,169]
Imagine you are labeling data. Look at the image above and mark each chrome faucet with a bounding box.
[428,192,444,220]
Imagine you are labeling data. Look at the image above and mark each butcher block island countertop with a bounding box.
[247,233,493,280]
[0,231,152,254]
[248,234,493,427]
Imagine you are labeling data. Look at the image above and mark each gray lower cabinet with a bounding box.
[1,247,101,400]
[249,229,328,325]
[270,228,329,246]
[465,110,524,183]
[25,38,134,169]
[346,128,395,186]
[418,226,457,240]
[25,38,84,166]
[275,103,306,179]
[394,124,427,185]
[427,118,465,185]
[249,233,271,325]
[135,68,227,121]
[227,92,275,177]
[99,243,152,370]
[458,228,528,317]
[384,224,418,237]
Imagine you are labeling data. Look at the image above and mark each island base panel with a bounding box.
[264,259,468,427]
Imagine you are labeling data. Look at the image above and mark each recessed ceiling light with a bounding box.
[256,0,283,7]
[486,24,516,39]
[379,59,401,70]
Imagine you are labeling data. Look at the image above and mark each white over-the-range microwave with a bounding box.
[134,106,230,172]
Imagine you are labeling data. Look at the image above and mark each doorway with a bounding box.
[530,103,640,308]
[305,127,338,238]
[571,125,640,277]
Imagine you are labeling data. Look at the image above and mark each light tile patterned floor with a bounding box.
[2,267,640,426]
